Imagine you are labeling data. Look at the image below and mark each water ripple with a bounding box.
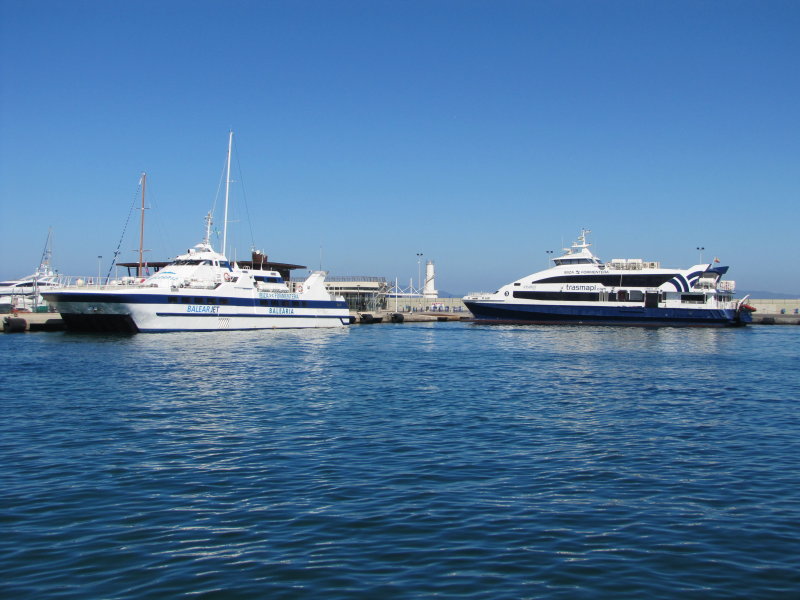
[1,324,799,598]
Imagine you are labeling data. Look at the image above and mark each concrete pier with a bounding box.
[746,299,800,324]
[351,310,470,324]
[749,314,800,325]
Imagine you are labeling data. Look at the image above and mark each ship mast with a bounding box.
[138,172,146,277]
[222,130,233,258]
[38,228,53,276]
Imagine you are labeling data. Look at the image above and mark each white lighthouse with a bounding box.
[423,260,438,298]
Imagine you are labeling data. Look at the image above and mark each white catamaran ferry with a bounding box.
[463,230,754,327]
[43,133,349,333]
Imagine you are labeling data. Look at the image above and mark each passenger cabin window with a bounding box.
[554,257,596,266]
[513,291,600,302]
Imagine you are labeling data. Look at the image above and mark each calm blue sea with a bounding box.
[1,323,799,599]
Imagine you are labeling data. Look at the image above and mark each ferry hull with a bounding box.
[44,291,350,333]
[464,301,750,327]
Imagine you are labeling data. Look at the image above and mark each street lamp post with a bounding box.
[97,255,102,286]
[545,250,554,266]
[696,246,705,263]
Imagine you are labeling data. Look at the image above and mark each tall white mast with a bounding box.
[138,172,146,277]
[222,130,233,257]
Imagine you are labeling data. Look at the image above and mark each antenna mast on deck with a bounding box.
[203,212,213,247]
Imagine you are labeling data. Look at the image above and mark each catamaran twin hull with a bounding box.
[47,291,350,333]
[463,301,750,327]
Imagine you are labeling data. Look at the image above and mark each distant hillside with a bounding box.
[740,290,800,299]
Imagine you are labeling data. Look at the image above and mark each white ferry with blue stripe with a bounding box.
[43,131,349,333]
[43,238,350,333]
[463,230,754,327]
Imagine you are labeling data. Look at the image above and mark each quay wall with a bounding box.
[747,298,800,316]
[747,299,800,325]
[384,296,469,314]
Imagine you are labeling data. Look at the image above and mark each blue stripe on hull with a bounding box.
[155,312,347,319]
[464,301,745,327]
[44,291,347,310]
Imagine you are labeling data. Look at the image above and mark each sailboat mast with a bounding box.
[222,131,233,257]
[39,228,53,275]
[139,172,146,277]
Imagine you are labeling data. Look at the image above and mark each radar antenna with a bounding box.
[202,212,213,248]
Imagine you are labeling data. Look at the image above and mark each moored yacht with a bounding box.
[463,230,754,327]
[0,230,64,312]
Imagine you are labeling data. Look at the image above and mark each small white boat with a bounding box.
[43,133,350,332]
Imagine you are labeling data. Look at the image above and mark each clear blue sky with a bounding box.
[1,0,798,294]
